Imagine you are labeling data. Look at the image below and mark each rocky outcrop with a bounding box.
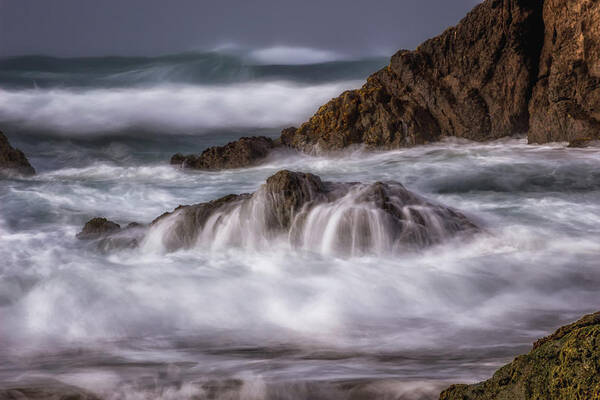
[0,131,35,176]
[77,217,144,251]
[281,0,544,152]
[149,170,478,253]
[282,0,599,152]
[171,136,276,170]
[529,0,600,144]
[440,312,600,400]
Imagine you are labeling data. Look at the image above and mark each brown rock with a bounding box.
[440,312,600,400]
[149,170,478,252]
[282,0,544,152]
[529,0,600,144]
[171,136,276,170]
[0,131,35,176]
[76,217,121,240]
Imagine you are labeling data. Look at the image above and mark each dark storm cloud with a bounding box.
[0,0,482,57]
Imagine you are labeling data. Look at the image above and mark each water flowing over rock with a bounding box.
[440,312,600,400]
[77,217,144,251]
[145,170,478,254]
[171,136,276,170]
[0,131,35,176]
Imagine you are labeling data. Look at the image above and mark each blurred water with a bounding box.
[1,134,599,399]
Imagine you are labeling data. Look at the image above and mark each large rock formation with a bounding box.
[171,136,276,170]
[528,0,600,144]
[440,312,600,400]
[281,0,545,152]
[0,131,35,176]
[148,170,478,253]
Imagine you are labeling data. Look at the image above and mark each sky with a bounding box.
[0,0,482,57]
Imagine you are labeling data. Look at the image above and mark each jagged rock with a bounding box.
[529,0,600,144]
[76,217,143,251]
[150,170,478,253]
[440,312,600,400]
[0,131,35,176]
[171,136,276,170]
[281,0,544,152]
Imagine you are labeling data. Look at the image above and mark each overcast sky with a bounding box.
[0,0,481,57]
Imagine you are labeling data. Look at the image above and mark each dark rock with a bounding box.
[529,0,600,144]
[281,0,544,152]
[440,312,600,400]
[0,131,35,176]
[171,136,276,170]
[76,217,121,240]
[76,217,144,251]
[150,170,478,253]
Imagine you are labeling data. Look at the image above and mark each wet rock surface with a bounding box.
[149,170,478,253]
[440,312,600,400]
[77,217,144,251]
[171,136,276,170]
[0,381,101,400]
[0,131,35,176]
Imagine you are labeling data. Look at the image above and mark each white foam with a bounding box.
[0,81,360,134]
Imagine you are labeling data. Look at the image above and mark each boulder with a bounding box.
[149,170,478,253]
[171,136,276,170]
[0,131,35,176]
[76,217,143,251]
[440,312,600,400]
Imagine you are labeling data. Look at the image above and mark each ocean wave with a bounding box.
[0,49,386,89]
[0,81,361,134]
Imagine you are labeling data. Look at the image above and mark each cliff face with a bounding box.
[282,0,600,152]
[529,0,600,143]
[440,312,600,400]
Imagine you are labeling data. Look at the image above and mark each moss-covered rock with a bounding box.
[440,312,600,400]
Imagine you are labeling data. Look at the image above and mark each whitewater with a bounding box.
[1,48,599,399]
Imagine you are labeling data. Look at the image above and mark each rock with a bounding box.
[150,170,478,253]
[76,217,143,251]
[76,217,121,240]
[0,131,35,176]
[280,0,544,152]
[171,136,276,170]
[439,312,600,400]
[0,380,101,400]
[529,0,600,144]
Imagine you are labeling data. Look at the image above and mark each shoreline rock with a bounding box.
[0,131,35,176]
[175,0,599,168]
[112,170,478,253]
[440,311,600,400]
[171,136,276,170]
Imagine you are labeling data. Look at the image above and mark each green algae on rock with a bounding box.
[440,312,600,400]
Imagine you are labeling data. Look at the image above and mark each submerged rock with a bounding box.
[0,131,35,176]
[440,312,600,400]
[171,136,276,170]
[77,217,144,251]
[149,170,478,254]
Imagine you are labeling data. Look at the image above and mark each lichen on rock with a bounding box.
[440,312,600,400]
